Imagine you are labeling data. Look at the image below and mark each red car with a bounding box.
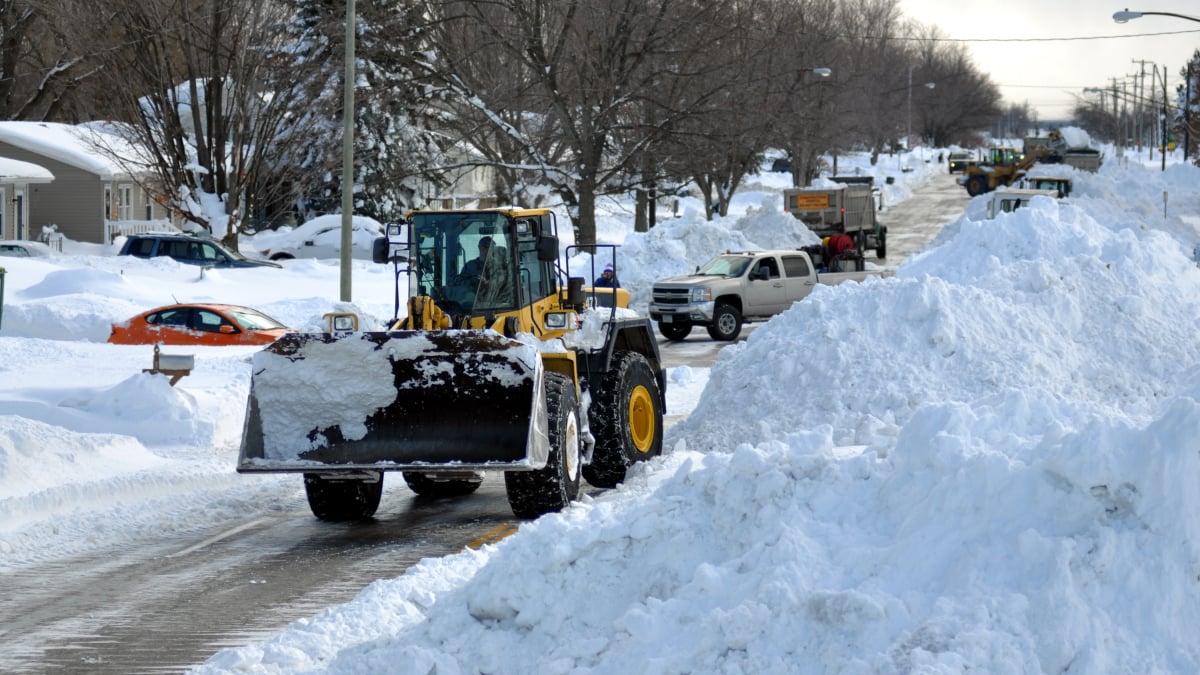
[109,303,290,346]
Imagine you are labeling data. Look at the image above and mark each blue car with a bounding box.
[119,233,281,269]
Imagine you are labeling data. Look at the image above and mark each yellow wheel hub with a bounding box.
[628,384,656,454]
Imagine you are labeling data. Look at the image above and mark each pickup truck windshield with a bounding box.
[697,256,752,278]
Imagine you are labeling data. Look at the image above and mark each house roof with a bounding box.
[0,156,54,183]
[0,122,134,179]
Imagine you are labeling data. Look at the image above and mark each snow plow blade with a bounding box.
[237,330,549,472]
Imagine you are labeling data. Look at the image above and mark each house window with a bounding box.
[145,191,153,220]
[104,187,113,219]
[118,185,133,220]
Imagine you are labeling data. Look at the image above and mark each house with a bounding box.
[417,143,498,210]
[0,156,55,241]
[0,122,171,245]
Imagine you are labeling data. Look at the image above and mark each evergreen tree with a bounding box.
[281,0,446,224]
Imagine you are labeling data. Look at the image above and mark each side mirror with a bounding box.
[754,267,770,281]
[566,276,585,309]
[219,325,235,334]
[536,235,558,262]
[372,236,390,264]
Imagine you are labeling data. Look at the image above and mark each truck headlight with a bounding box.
[691,288,711,302]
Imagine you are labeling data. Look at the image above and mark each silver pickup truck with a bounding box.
[648,248,885,341]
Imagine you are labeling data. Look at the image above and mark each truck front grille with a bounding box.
[652,287,690,305]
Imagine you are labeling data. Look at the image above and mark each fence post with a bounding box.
[0,266,6,331]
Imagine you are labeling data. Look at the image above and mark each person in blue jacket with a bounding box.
[594,262,619,288]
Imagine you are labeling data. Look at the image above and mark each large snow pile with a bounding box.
[197,156,1200,673]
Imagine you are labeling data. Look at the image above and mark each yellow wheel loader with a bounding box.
[960,130,1074,197]
[237,208,665,521]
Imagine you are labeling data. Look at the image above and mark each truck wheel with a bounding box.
[966,176,989,196]
[304,473,383,521]
[402,471,483,498]
[583,351,663,488]
[505,372,581,518]
[658,322,691,341]
[706,304,742,341]
[876,232,887,259]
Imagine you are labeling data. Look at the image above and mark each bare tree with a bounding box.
[58,0,310,246]
[905,27,1002,147]
[0,1,102,121]
[757,0,841,188]
[419,0,732,247]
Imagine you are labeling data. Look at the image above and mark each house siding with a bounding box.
[0,141,105,243]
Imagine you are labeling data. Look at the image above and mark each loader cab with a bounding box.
[401,208,560,323]
[987,147,1020,167]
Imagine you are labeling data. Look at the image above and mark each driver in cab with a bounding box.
[459,236,493,284]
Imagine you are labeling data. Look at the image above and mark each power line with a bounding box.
[872,28,1200,43]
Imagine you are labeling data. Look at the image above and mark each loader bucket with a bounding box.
[238,330,549,472]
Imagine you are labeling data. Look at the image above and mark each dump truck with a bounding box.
[238,208,666,521]
[782,183,886,258]
[1024,136,1102,172]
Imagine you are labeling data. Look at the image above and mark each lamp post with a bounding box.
[1113,9,1200,24]
[906,65,936,152]
[340,0,356,302]
[788,67,831,186]
[1113,10,1200,168]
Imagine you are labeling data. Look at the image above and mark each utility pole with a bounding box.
[1186,61,1193,161]
[1160,63,1168,171]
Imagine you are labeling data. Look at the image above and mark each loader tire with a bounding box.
[304,472,383,521]
[505,372,581,519]
[966,175,988,197]
[583,351,663,489]
[706,303,742,341]
[402,471,483,498]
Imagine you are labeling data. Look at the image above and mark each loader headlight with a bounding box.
[544,311,575,329]
[691,288,712,302]
[323,312,359,332]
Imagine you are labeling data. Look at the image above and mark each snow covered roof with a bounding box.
[0,156,53,183]
[0,121,133,179]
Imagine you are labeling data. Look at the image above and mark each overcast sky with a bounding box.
[898,0,1200,122]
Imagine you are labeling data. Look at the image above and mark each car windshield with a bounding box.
[226,307,287,330]
[696,255,752,278]
[0,244,30,257]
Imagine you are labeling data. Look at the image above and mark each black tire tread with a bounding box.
[583,351,664,488]
[304,473,383,521]
[505,372,581,518]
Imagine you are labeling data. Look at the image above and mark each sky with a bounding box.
[898,0,1200,121]
[4,144,1200,673]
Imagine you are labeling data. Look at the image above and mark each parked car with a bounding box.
[248,215,384,261]
[108,303,290,346]
[0,240,55,257]
[119,233,281,269]
[947,151,976,174]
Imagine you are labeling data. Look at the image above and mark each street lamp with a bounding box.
[907,65,936,151]
[1113,8,1200,24]
[1113,10,1200,164]
[806,67,832,78]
